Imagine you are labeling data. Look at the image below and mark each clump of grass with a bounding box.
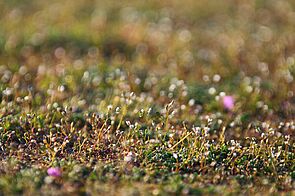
[0,74,294,194]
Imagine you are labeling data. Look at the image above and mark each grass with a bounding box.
[0,0,294,195]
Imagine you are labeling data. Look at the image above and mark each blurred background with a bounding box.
[0,0,294,120]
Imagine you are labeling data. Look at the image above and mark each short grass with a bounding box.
[0,0,294,195]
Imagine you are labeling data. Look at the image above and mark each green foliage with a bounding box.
[0,0,294,195]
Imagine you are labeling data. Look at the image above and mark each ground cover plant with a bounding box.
[0,0,294,195]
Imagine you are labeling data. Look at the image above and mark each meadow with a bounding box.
[0,0,294,195]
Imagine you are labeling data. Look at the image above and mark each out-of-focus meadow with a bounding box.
[0,0,294,195]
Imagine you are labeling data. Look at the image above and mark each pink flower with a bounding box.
[222,96,234,111]
[47,167,61,177]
